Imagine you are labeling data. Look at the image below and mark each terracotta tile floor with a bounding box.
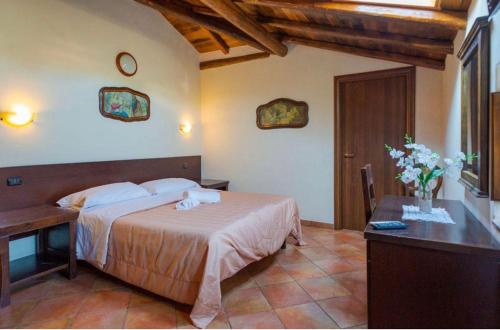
[2,227,367,329]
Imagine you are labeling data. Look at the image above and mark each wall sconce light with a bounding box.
[179,122,192,134]
[0,104,34,127]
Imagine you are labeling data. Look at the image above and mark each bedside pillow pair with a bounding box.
[57,182,150,210]
[57,178,200,209]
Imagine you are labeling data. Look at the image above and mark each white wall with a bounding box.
[0,0,201,168]
[0,0,202,259]
[442,0,500,240]
[201,46,444,223]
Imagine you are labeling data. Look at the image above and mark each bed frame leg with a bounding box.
[281,240,286,249]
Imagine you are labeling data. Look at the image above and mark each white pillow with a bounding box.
[57,182,151,209]
[140,178,200,195]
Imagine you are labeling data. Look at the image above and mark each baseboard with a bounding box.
[301,219,334,229]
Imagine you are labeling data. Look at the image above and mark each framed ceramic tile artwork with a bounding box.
[256,98,308,129]
[99,87,150,122]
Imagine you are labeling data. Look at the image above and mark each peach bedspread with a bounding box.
[102,191,304,328]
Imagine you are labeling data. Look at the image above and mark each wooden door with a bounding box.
[334,67,415,231]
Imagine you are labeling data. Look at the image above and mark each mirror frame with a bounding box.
[116,52,137,77]
[492,92,500,200]
[457,16,490,198]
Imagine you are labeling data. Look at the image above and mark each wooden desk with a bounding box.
[364,196,500,328]
[0,205,79,307]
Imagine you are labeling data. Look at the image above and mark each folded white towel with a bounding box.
[176,197,200,210]
[185,188,221,204]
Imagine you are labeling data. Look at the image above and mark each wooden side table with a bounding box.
[198,179,229,191]
[0,205,79,307]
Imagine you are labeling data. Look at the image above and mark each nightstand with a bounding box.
[0,205,79,307]
[197,179,229,191]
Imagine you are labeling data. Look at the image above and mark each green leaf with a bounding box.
[422,167,444,187]
[404,133,413,144]
[466,153,478,161]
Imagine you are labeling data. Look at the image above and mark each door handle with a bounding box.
[344,153,355,158]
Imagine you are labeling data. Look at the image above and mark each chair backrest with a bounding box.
[406,176,443,199]
[361,164,376,224]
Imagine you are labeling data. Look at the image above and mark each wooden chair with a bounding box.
[361,164,376,224]
[406,176,443,199]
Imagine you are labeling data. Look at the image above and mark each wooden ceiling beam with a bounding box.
[438,0,472,11]
[264,18,453,55]
[135,0,268,52]
[199,0,288,56]
[205,29,230,54]
[191,5,221,18]
[239,0,467,30]
[200,52,270,70]
[283,35,445,70]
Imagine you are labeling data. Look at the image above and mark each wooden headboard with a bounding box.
[0,156,201,211]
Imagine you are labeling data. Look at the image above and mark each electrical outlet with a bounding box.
[7,176,22,186]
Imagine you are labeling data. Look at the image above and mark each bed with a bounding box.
[81,190,302,327]
[0,156,304,328]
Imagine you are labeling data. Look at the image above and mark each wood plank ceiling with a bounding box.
[136,0,471,70]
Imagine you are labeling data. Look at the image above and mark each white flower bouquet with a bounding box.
[385,134,474,212]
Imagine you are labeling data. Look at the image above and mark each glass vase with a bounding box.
[417,184,432,213]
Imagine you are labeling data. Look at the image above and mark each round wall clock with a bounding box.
[116,52,137,76]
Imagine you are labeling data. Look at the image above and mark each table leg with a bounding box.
[37,228,48,254]
[65,222,77,279]
[0,237,10,307]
